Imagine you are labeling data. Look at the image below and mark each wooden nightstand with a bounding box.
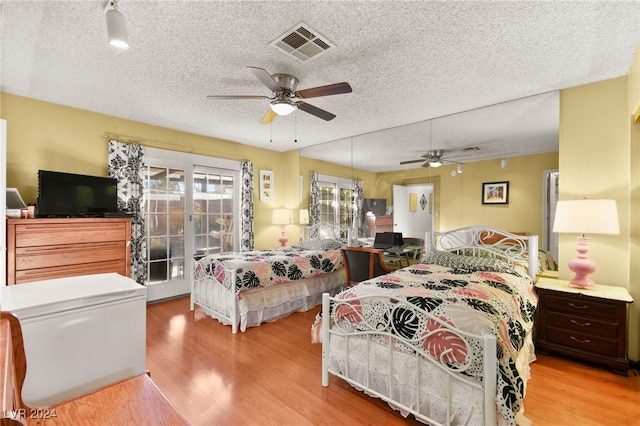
[535,278,633,375]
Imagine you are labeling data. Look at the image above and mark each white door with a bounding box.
[392,184,433,239]
[143,148,241,302]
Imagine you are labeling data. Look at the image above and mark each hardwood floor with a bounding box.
[146,297,640,425]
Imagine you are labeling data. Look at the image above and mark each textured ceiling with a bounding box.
[1,1,639,172]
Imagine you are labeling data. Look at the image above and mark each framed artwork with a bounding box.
[482,181,509,205]
[409,193,417,212]
[259,170,274,201]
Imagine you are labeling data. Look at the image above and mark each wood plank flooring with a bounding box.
[146,297,640,425]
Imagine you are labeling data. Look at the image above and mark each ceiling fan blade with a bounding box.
[399,159,425,165]
[260,108,277,125]
[296,102,336,121]
[296,82,352,99]
[247,66,282,93]
[206,95,269,100]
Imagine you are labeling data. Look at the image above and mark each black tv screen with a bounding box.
[37,170,119,218]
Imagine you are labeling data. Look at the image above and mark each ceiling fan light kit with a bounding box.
[105,0,129,49]
[270,99,297,116]
[207,66,351,125]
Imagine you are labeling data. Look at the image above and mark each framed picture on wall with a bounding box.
[259,170,274,201]
[482,181,509,205]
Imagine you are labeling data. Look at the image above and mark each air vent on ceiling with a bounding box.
[270,22,334,62]
[463,146,481,152]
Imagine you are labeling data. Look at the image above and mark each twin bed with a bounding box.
[191,223,348,333]
[192,225,545,425]
[319,226,540,426]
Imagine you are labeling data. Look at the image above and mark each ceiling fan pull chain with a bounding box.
[294,114,298,143]
[269,122,272,143]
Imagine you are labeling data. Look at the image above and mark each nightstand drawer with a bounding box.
[545,294,617,321]
[547,327,617,357]
[546,311,617,338]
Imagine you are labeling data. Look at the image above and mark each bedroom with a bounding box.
[1,1,640,424]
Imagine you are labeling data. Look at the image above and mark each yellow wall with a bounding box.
[559,76,638,358]
[375,153,558,242]
[629,45,640,361]
[0,93,303,249]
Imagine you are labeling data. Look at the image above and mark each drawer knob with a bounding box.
[570,336,591,344]
[570,319,591,327]
[568,302,589,309]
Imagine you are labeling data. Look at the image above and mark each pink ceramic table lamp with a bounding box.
[272,209,291,247]
[552,199,619,289]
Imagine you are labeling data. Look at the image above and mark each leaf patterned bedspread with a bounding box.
[333,261,537,425]
[195,248,343,294]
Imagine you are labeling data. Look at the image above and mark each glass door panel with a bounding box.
[193,169,236,260]
[318,182,336,225]
[144,167,186,284]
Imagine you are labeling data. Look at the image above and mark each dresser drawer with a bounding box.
[546,311,617,338]
[544,294,617,321]
[14,221,128,247]
[15,260,127,284]
[15,241,126,270]
[547,327,617,357]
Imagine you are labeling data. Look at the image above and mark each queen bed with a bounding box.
[318,226,539,426]
[191,223,348,333]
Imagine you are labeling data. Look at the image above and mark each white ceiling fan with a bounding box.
[207,66,352,124]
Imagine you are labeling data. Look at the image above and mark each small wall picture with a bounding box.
[259,170,274,201]
[482,181,509,205]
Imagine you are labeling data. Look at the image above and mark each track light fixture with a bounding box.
[105,0,129,49]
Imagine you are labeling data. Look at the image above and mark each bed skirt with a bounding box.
[193,269,346,332]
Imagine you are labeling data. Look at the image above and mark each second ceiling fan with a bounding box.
[400,149,468,168]
[207,66,352,124]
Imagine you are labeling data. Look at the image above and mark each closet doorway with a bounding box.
[392,184,434,240]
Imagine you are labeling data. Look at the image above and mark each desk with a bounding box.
[383,245,423,267]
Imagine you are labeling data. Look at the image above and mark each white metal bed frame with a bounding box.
[191,223,349,334]
[321,226,538,426]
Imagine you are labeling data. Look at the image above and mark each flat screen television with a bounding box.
[36,170,120,218]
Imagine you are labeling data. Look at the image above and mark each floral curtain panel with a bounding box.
[309,172,320,227]
[107,140,146,285]
[241,161,254,251]
[352,179,363,244]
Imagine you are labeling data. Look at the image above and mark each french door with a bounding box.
[317,174,354,239]
[143,148,241,301]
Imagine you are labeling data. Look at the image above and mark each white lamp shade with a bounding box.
[553,199,619,235]
[270,101,296,116]
[272,209,291,225]
[106,8,129,49]
[299,209,309,225]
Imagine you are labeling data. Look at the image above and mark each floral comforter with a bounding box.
[194,248,343,295]
[331,254,537,425]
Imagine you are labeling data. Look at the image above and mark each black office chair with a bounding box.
[341,246,394,286]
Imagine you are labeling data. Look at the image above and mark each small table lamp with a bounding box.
[552,199,619,289]
[299,209,309,241]
[272,209,291,247]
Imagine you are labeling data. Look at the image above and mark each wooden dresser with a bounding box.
[6,218,131,285]
[535,278,633,375]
